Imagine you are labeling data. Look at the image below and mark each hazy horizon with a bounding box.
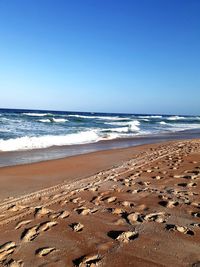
[0,107,199,117]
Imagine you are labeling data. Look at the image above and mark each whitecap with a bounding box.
[167,116,185,121]
[23,113,52,117]
[102,127,130,133]
[138,115,162,119]
[140,118,149,122]
[167,123,200,132]
[0,128,11,133]
[38,118,68,123]
[67,114,130,121]
[38,119,51,123]
[105,120,140,128]
[0,130,100,151]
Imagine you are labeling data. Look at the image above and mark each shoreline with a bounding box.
[0,141,166,200]
[0,138,200,266]
[1,128,200,168]
[0,138,199,200]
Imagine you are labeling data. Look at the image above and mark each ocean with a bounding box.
[0,108,200,166]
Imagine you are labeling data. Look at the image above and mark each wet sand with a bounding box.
[0,139,200,266]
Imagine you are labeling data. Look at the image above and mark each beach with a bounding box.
[0,139,200,266]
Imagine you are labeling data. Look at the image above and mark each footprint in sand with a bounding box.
[89,186,99,192]
[7,204,27,212]
[75,207,91,216]
[121,201,134,208]
[165,224,194,235]
[107,230,138,243]
[15,220,32,230]
[158,200,179,208]
[34,207,52,217]
[144,212,169,223]
[70,222,84,232]
[73,254,101,267]
[191,212,200,218]
[112,207,125,215]
[127,212,143,224]
[21,225,39,242]
[106,196,117,203]
[70,197,83,204]
[49,210,70,219]
[0,241,16,263]
[21,221,57,242]
[177,182,197,188]
[152,175,163,180]
[127,211,169,224]
[38,221,57,232]
[6,259,24,267]
[190,223,200,228]
[35,247,56,257]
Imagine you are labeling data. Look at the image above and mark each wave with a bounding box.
[128,120,140,131]
[0,122,142,151]
[168,123,200,132]
[140,118,150,122]
[138,115,162,119]
[67,114,130,121]
[105,120,140,131]
[103,127,130,133]
[159,121,167,125]
[38,118,68,123]
[0,128,11,133]
[23,113,53,117]
[167,116,185,121]
[0,130,100,151]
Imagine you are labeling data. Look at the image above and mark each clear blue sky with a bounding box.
[0,0,199,115]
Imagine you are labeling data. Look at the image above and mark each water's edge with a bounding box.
[0,129,200,168]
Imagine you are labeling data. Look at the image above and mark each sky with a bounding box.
[0,0,199,115]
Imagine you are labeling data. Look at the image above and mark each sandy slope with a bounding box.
[0,140,200,266]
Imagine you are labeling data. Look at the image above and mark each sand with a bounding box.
[0,139,200,266]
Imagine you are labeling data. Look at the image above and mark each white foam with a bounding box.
[104,127,130,133]
[104,120,140,132]
[0,130,100,151]
[23,113,52,117]
[140,118,149,122]
[67,114,130,121]
[159,121,167,125]
[128,120,140,131]
[0,128,11,133]
[105,121,129,126]
[52,118,68,123]
[138,115,162,119]
[38,119,52,123]
[105,120,140,127]
[168,123,200,131]
[167,116,185,121]
[38,118,68,123]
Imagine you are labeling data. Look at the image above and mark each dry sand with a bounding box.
[0,139,200,267]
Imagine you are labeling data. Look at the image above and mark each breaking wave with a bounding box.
[23,113,52,117]
[167,116,186,121]
[0,130,100,151]
[138,115,162,119]
[67,114,130,121]
[105,120,140,131]
[38,118,68,123]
